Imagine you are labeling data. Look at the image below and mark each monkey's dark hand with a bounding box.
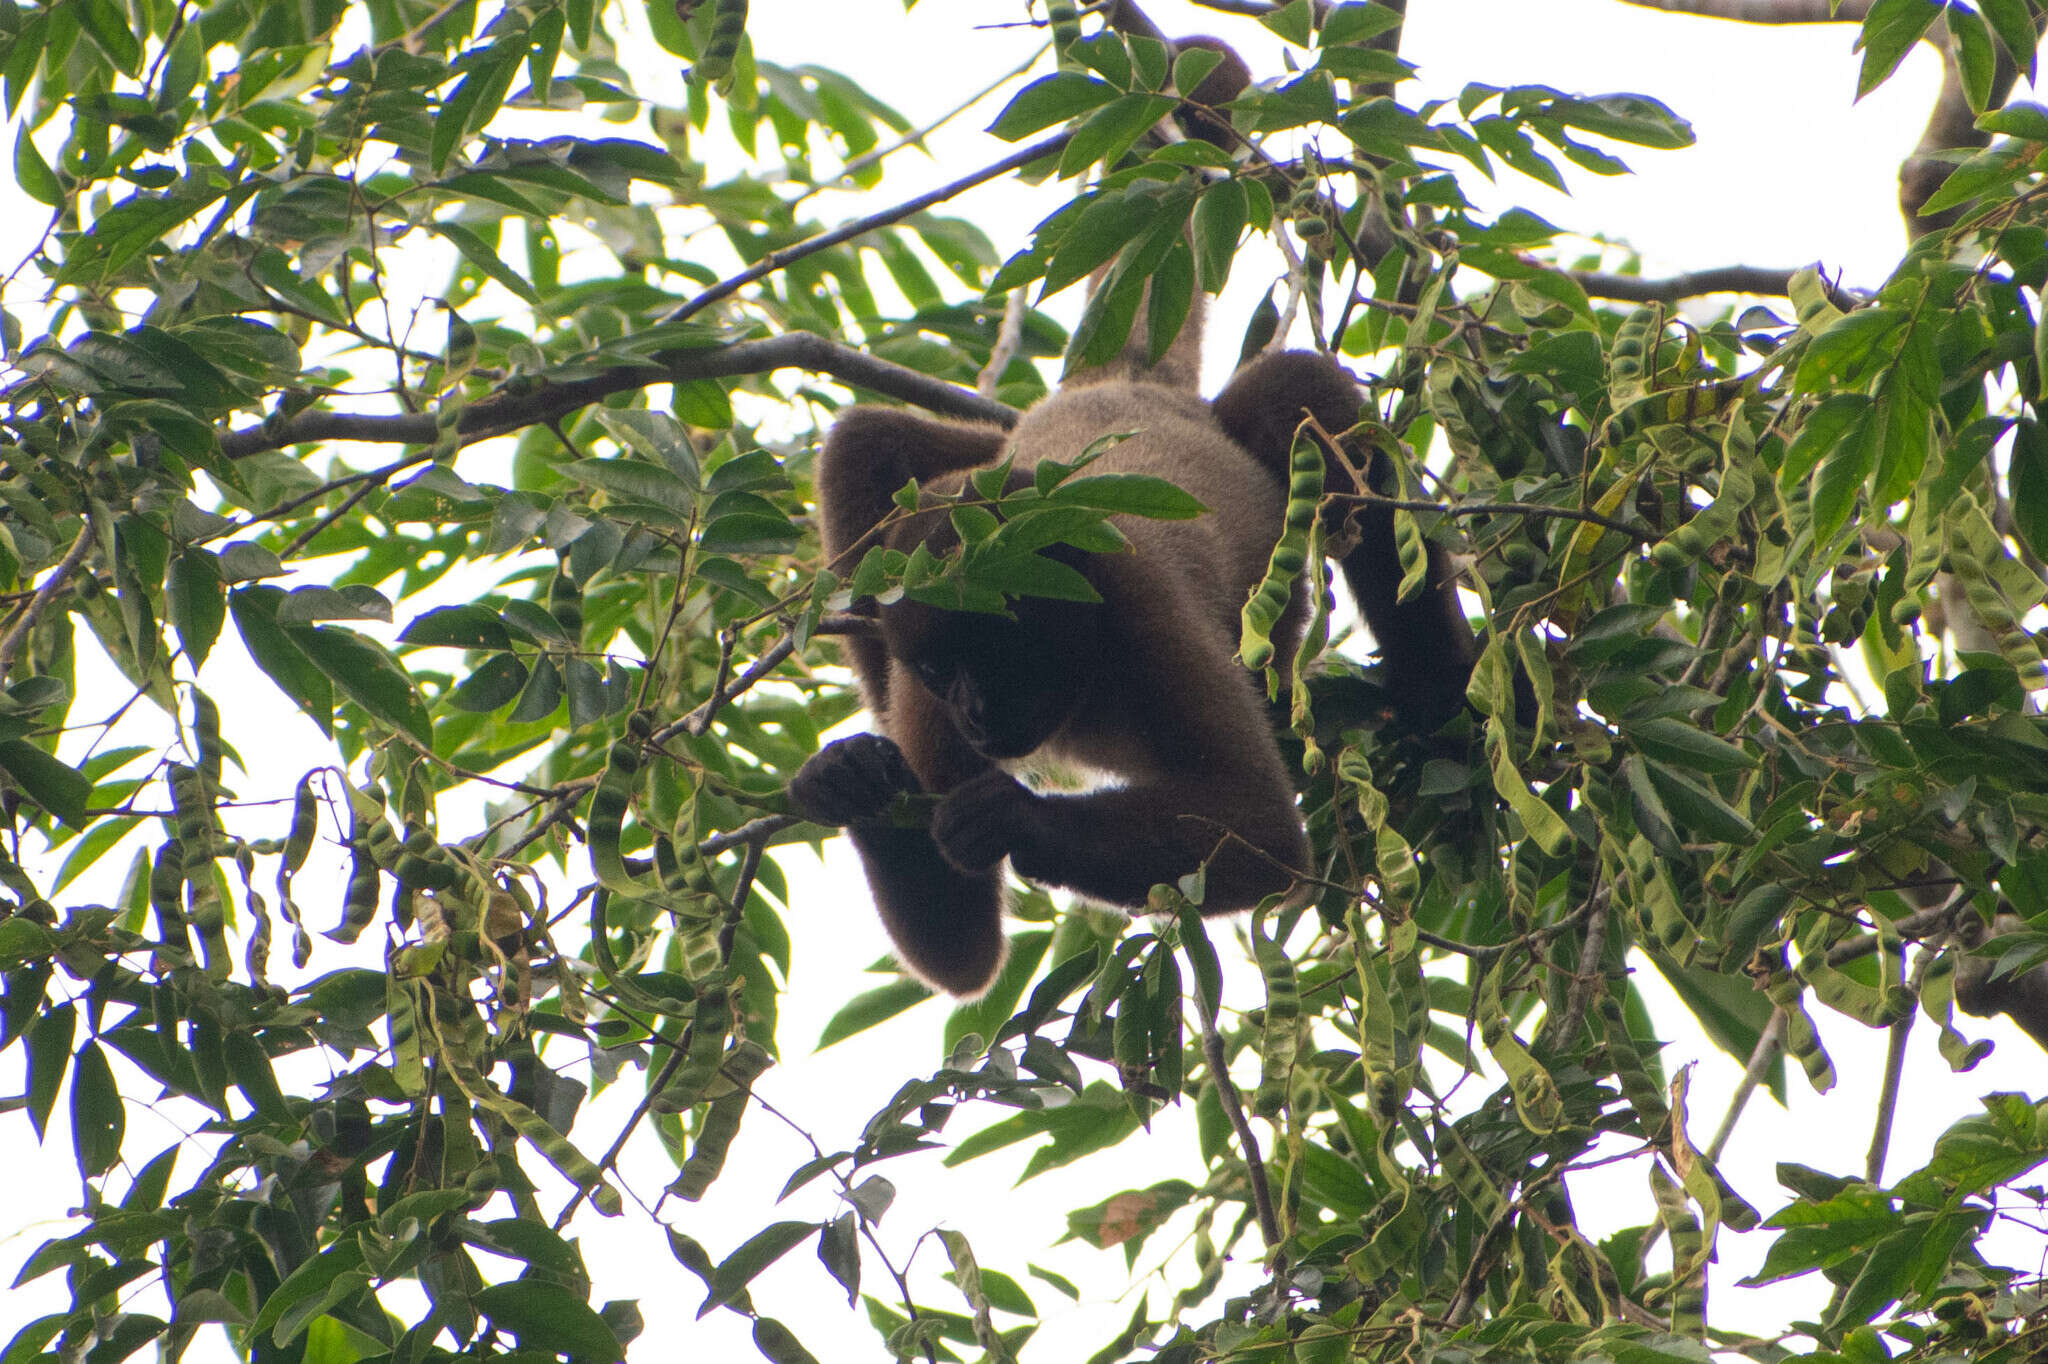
[789,733,921,827]
[931,770,1043,873]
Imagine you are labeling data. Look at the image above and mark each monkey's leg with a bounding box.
[862,686,1013,995]
[847,820,1008,995]
[1215,350,1478,729]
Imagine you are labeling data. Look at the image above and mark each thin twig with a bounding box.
[792,42,1054,209]
[660,130,1072,327]
[667,633,799,740]
[1865,942,1937,1184]
[1186,941,1281,1252]
[1201,1027,1282,1252]
[1705,1008,1784,1162]
[1333,490,1656,543]
[277,476,386,560]
[978,289,1030,400]
[700,813,801,857]
[0,521,94,679]
[1547,892,1610,1049]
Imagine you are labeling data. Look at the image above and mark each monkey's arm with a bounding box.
[1214,351,1479,729]
[788,730,1008,996]
[814,406,1009,562]
[815,406,1009,712]
[929,601,1309,912]
[935,767,1307,912]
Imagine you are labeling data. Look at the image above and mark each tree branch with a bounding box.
[1565,264,1838,305]
[217,331,1021,459]
[0,521,95,680]
[1899,13,2041,231]
[1613,0,1870,22]
[1335,490,1657,543]
[660,131,1070,327]
[1186,0,1335,19]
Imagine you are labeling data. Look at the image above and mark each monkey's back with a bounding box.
[1003,380,1289,643]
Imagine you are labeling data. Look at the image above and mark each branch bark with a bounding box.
[1565,264,1838,305]
[1614,0,1870,22]
[218,331,1020,459]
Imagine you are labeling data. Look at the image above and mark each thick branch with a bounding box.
[217,332,1020,459]
[0,522,95,679]
[1566,264,1829,305]
[1614,0,1870,21]
[1900,21,2038,230]
[1187,0,1335,18]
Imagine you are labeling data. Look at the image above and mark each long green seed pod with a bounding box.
[694,0,747,91]
[1606,304,1660,405]
[589,740,643,894]
[1240,427,1323,670]
[1651,408,1758,569]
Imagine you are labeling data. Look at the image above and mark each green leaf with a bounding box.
[561,457,694,511]
[1190,179,1247,294]
[1260,0,1316,46]
[77,0,143,76]
[476,1282,624,1363]
[1058,93,1178,177]
[1811,406,1880,545]
[13,126,59,207]
[1980,0,2039,81]
[1044,473,1205,519]
[167,550,225,668]
[400,604,514,651]
[1321,3,1404,47]
[987,72,1115,141]
[1916,140,2031,216]
[0,742,90,827]
[818,978,933,1047]
[698,513,800,555]
[1546,92,1694,149]
[2010,418,2048,559]
[1795,308,1905,392]
[751,1318,823,1364]
[69,1042,124,1177]
[1642,759,1754,844]
[1781,394,1870,487]
[1855,0,1943,99]
[700,1221,818,1318]
[0,916,57,969]
[249,1236,368,1343]
[25,1003,75,1137]
[232,589,334,735]
[446,654,530,712]
[427,220,542,304]
[1948,5,1996,113]
[1623,717,1755,774]
[291,625,433,743]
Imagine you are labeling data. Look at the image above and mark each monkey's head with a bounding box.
[880,587,1105,761]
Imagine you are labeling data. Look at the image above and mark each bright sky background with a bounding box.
[3,2,2046,1361]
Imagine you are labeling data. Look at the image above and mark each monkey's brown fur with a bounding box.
[789,27,1476,994]
[791,297,1479,995]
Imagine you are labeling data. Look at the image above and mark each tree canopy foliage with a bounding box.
[5,0,2048,1360]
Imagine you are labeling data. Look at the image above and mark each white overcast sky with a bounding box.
[3,3,2046,1361]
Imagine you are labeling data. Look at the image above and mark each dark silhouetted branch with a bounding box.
[218,332,1020,459]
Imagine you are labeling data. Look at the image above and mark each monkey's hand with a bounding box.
[931,770,1043,873]
[789,733,922,827]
